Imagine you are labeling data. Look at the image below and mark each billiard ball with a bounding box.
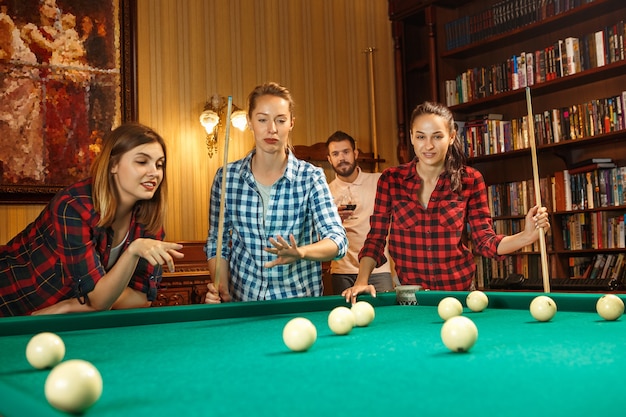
[466,290,489,312]
[438,297,463,321]
[45,359,103,414]
[440,316,478,353]
[328,306,355,335]
[530,295,557,322]
[351,301,375,327]
[282,317,317,352]
[596,294,625,321]
[26,332,65,369]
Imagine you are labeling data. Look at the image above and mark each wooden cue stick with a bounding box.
[213,96,234,295]
[365,47,380,172]
[525,87,551,293]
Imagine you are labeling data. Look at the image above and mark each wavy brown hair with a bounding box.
[90,123,168,234]
[410,101,466,193]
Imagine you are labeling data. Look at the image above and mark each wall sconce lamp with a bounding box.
[199,94,247,157]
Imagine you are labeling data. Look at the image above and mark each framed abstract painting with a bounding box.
[0,0,136,202]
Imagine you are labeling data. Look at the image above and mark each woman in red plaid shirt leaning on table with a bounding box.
[0,123,183,316]
[343,101,551,303]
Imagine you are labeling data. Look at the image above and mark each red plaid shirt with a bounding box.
[0,178,164,316]
[359,160,505,290]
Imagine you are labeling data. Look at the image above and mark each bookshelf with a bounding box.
[389,0,626,290]
[388,0,467,163]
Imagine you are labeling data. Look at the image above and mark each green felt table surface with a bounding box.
[1,291,625,417]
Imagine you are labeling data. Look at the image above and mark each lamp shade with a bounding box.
[230,110,248,131]
[199,110,219,134]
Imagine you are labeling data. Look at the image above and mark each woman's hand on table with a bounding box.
[342,284,376,304]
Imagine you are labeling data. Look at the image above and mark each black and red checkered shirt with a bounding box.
[0,178,164,316]
[359,160,505,290]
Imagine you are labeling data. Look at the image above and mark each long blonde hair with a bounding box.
[90,123,168,234]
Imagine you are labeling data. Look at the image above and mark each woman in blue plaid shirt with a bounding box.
[204,82,347,303]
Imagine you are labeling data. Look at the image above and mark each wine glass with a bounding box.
[340,188,358,219]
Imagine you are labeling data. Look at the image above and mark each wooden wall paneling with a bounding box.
[2,0,397,245]
[0,205,44,244]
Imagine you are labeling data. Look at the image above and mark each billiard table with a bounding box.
[0,291,624,416]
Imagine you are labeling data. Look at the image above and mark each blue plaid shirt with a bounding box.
[205,149,347,301]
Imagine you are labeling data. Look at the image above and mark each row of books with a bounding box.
[444,0,594,51]
[569,253,626,279]
[487,177,552,216]
[486,163,626,217]
[458,91,626,157]
[531,96,625,146]
[477,251,626,283]
[553,164,626,211]
[444,20,625,106]
[561,211,626,250]
[475,253,545,286]
[569,255,592,277]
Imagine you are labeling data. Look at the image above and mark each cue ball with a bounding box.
[45,359,103,414]
[529,295,557,322]
[328,306,355,335]
[351,301,375,327]
[282,317,317,352]
[438,297,463,321]
[466,290,489,312]
[440,316,478,353]
[26,332,65,369]
[596,294,625,321]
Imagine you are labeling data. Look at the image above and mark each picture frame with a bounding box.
[0,0,137,203]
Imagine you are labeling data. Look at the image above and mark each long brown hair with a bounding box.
[410,101,466,193]
[90,123,168,234]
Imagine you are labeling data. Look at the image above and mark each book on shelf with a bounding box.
[585,172,595,210]
[567,162,617,175]
[611,253,626,280]
[595,30,606,67]
[526,52,534,86]
[564,36,581,75]
[572,158,613,167]
[564,170,572,211]
[600,254,616,279]
[589,254,606,279]
[467,113,503,121]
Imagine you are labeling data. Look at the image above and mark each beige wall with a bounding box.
[0,0,397,244]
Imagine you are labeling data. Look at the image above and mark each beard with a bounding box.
[333,160,357,177]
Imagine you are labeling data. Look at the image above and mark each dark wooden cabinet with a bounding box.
[390,0,626,289]
[153,241,210,306]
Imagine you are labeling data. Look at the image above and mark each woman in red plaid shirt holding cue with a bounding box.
[0,123,183,316]
[343,101,551,302]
